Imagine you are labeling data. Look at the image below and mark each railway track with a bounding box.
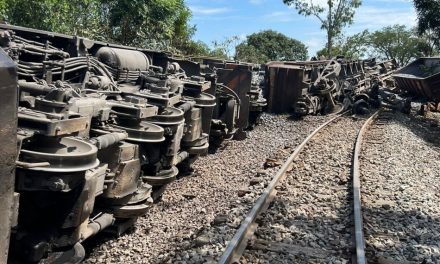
[219,110,381,264]
[361,111,440,263]
[83,113,333,263]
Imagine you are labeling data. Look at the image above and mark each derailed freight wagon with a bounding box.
[265,58,398,115]
[393,57,440,102]
[0,48,18,264]
[0,24,265,263]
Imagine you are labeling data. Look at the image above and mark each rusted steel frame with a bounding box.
[352,110,380,264]
[393,58,440,101]
[218,113,345,264]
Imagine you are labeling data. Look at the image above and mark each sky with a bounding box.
[185,0,417,57]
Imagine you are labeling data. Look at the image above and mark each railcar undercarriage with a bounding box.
[0,25,266,263]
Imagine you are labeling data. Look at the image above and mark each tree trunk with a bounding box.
[327,30,332,59]
[327,2,333,59]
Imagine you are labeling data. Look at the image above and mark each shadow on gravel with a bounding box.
[82,224,138,259]
[254,194,440,263]
[393,112,440,149]
[287,115,304,121]
[254,192,355,262]
[362,205,440,263]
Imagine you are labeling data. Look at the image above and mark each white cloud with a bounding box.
[264,11,301,22]
[281,2,417,37]
[303,3,416,56]
[351,5,417,32]
[305,38,325,49]
[189,6,230,15]
[249,0,266,4]
[304,36,326,57]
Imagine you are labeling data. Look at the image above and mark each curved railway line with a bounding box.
[361,111,440,263]
[219,110,382,264]
[82,113,333,263]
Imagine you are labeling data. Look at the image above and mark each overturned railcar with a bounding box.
[265,58,398,115]
[393,57,440,102]
[207,60,266,139]
[0,48,18,264]
[153,56,270,145]
[0,24,265,263]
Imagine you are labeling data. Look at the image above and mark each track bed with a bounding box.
[241,116,366,263]
[361,111,440,263]
[84,113,331,264]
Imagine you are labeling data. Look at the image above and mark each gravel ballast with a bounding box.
[84,113,330,264]
[361,110,440,263]
[84,109,440,264]
[240,116,366,264]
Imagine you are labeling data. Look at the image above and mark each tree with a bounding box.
[283,0,361,58]
[179,40,211,56]
[416,31,439,57]
[1,0,104,38]
[208,48,229,59]
[100,0,195,49]
[316,30,369,59]
[235,43,263,63]
[414,0,440,48]
[369,25,427,66]
[1,0,195,52]
[212,36,241,60]
[234,30,307,63]
[0,0,5,19]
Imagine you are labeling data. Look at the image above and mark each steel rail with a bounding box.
[352,110,380,264]
[218,113,345,264]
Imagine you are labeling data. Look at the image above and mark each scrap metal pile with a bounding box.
[0,25,266,263]
[265,58,400,115]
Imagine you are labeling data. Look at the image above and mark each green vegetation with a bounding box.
[235,30,307,63]
[0,0,197,54]
[283,0,361,58]
[211,36,242,60]
[414,0,440,49]
[413,0,440,57]
[316,25,432,65]
[368,25,429,66]
[316,30,369,59]
[0,0,439,64]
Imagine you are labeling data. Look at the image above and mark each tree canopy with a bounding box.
[368,25,428,66]
[212,36,241,60]
[314,25,432,65]
[235,30,307,63]
[316,30,369,59]
[0,0,435,65]
[0,0,195,53]
[413,0,440,50]
[283,0,361,58]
